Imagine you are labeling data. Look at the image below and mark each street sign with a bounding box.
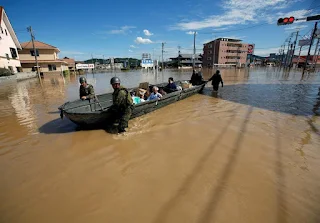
[299,39,311,46]
[76,64,94,69]
[248,44,255,54]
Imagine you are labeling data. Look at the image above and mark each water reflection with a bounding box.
[1,68,320,223]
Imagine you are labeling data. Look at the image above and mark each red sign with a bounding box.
[248,44,255,54]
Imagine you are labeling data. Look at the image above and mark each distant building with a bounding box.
[292,55,320,68]
[141,53,153,69]
[0,6,22,73]
[169,53,202,68]
[203,38,250,67]
[62,57,75,71]
[19,40,69,74]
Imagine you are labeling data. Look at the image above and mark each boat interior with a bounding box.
[60,80,202,114]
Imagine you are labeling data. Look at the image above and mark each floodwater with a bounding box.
[0,68,320,223]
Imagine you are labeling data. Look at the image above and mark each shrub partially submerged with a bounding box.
[0,68,13,77]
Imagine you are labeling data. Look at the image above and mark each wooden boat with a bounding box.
[58,80,206,127]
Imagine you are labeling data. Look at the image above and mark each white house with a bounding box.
[0,6,22,73]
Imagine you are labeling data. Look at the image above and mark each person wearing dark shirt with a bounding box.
[190,69,204,85]
[208,70,223,91]
[165,77,177,90]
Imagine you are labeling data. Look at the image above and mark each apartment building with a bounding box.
[203,38,249,67]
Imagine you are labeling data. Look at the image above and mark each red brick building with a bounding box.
[203,38,250,68]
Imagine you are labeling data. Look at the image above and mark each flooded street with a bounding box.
[0,68,320,223]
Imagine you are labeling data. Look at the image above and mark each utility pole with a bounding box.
[288,43,293,68]
[27,26,40,80]
[193,31,196,69]
[279,45,284,68]
[178,46,181,68]
[91,54,94,73]
[314,48,320,69]
[161,42,165,70]
[312,38,319,69]
[297,46,302,68]
[284,35,292,68]
[289,30,299,68]
[303,22,318,76]
[211,35,217,74]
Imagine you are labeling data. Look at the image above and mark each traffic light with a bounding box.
[306,15,320,21]
[277,16,295,25]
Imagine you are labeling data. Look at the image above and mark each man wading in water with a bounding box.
[208,70,224,91]
[109,77,133,134]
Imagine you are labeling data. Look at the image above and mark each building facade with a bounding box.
[19,40,68,74]
[203,38,249,67]
[62,57,75,71]
[0,6,22,73]
[169,53,202,68]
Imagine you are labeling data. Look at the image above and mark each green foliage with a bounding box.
[63,70,70,76]
[0,68,13,77]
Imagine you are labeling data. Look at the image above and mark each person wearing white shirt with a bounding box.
[148,86,162,101]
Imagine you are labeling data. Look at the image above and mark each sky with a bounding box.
[2,0,320,61]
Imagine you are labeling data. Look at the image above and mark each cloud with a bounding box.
[135,37,153,44]
[171,0,305,30]
[108,26,136,34]
[254,47,281,56]
[130,45,137,48]
[276,9,310,19]
[186,31,195,35]
[129,49,133,52]
[143,29,153,36]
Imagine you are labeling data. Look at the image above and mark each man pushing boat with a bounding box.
[109,77,133,134]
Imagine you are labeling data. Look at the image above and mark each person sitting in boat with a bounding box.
[148,86,162,101]
[79,77,95,100]
[139,91,146,103]
[159,88,167,96]
[165,77,177,90]
[190,69,204,86]
[109,77,133,134]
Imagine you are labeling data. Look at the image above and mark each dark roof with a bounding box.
[170,54,202,60]
[180,60,202,64]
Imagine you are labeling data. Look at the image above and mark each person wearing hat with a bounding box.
[208,70,224,91]
[79,77,95,100]
[109,77,133,133]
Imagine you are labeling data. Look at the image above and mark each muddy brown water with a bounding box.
[0,68,320,223]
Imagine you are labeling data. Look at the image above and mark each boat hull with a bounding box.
[59,81,206,127]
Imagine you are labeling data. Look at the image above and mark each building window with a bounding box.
[0,27,3,34]
[5,54,10,60]
[30,49,39,56]
[209,50,212,54]
[5,29,7,36]
[207,57,211,61]
[48,64,56,71]
[208,44,212,48]
[10,48,18,59]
